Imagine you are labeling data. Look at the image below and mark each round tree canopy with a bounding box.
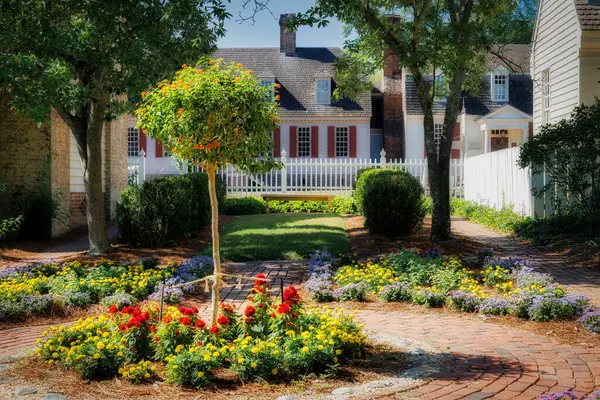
[136,58,280,173]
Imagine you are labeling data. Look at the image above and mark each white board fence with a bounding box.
[464,147,543,217]
[215,149,464,198]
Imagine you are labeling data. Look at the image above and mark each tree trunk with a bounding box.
[207,162,222,325]
[71,99,112,255]
[428,157,451,241]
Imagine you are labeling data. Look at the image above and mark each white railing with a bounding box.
[217,149,464,198]
[127,150,146,185]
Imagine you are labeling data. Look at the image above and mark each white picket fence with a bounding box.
[217,149,464,198]
[127,150,146,185]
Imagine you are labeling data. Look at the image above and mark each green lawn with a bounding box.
[206,214,347,261]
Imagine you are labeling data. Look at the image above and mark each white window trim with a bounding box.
[541,68,550,125]
[335,126,349,157]
[491,67,509,103]
[316,78,331,105]
[260,77,275,99]
[433,123,443,155]
[128,127,140,157]
[297,126,311,158]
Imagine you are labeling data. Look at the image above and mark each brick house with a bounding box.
[401,45,533,160]
[128,13,375,177]
[0,97,128,238]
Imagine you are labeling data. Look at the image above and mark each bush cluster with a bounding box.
[117,173,226,248]
[450,198,525,234]
[354,169,426,239]
[36,277,366,386]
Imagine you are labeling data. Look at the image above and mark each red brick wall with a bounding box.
[50,109,72,236]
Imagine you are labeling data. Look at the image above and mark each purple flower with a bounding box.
[578,306,600,334]
[479,297,511,316]
[448,290,481,312]
[380,281,412,302]
[485,257,530,273]
[418,249,442,259]
[511,266,554,288]
[333,282,368,302]
[307,250,337,275]
[175,255,212,282]
[305,273,334,302]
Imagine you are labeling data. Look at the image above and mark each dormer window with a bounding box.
[491,67,509,102]
[260,77,275,99]
[316,78,331,105]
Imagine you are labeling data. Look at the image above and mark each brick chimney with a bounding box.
[279,14,296,56]
[381,15,404,159]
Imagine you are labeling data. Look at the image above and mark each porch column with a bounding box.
[522,124,529,143]
[484,129,490,153]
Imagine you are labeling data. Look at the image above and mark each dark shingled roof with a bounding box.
[575,0,600,30]
[212,48,371,119]
[405,74,533,116]
[405,44,532,116]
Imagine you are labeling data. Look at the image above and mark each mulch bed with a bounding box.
[1,343,410,400]
[346,215,483,259]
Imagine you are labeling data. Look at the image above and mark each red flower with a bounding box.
[277,302,291,314]
[154,336,159,343]
[119,324,126,331]
[108,304,118,313]
[150,324,157,333]
[244,305,256,317]
[191,307,198,314]
[283,286,300,304]
[248,296,254,302]
[121,306,134,314]
[210,325,219,334]
[217,315,230,325]
[220,304,234,314]
[270,312,276,318]
[163,315,172,324]
[195,319,206,329]
[197,341,203,347]
[179,317,192,326]
[178,306,186,313]
[245,317,251,324]
[254,273,267,288]
[175,329,180,336]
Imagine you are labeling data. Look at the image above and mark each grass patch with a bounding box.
[207,214,347,261]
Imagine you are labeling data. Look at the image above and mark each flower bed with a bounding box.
[36,275,365,387]
[304,250,599,334]
[0,256,212,322]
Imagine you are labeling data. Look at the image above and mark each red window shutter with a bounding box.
[453,123,461,141]
[273,127,281,157]
[311,126,319,158]
[327,126,335,158]
[289,126,297,158]
[349,126,357,158]
[528,121,533,138]
[155,139,163,158]
[139,129,147,154]
[451,149,461,159]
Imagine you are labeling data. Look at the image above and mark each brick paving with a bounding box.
[358,311,600,399]
[452,218,600,305]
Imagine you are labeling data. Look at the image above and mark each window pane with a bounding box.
[297,127,311,157]
[433,123,443,154]
[493,74,507,101]
[335,127,348,157]
[316,79,330,104]
[128,127,139,157]
[260,78,274,99]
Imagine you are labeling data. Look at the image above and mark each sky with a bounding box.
[217,0,345,49]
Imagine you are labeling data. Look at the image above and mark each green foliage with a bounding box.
[222,197,266,215]
[357,169,426,239]
[206,214,347,261]
[116,173,225,248]
[0,216,22,241]
[519,101,600,234]
[222,196,357,216]
[450,198,526,234]
[136,59,279,174]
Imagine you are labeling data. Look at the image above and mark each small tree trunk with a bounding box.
[428,159,451,241]
[207,162,222,325]
[72,101,112,255]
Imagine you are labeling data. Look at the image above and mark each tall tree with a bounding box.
[0,0,233,254]
[293,0,527,241]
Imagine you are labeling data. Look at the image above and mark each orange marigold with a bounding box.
[209,60,215,64]
[247,70,253,75]
[235,63,243,68]
[182,63,187,68]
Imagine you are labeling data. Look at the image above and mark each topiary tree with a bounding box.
[136,59,279,322]
[356,169,426,239]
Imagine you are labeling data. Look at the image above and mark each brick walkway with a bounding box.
[451,218,600,305]
[358,311,600,400]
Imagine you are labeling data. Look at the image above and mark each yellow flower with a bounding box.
[272,368,278,375]
[197,371,205,378]
[251,362,257,369]
[93,353,101,359]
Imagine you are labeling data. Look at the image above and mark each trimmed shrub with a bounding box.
[222,197,266,215]
[116,173,225,248]
[357,169,426,239]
